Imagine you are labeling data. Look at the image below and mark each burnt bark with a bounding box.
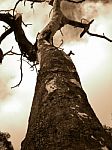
[21,42,112,150]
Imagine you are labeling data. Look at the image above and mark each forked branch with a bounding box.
[0,12,38,63]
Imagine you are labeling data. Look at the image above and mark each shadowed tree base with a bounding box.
[21,44,112,150]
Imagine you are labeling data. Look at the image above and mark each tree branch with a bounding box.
[66,0,85,3]
[13,0,22,16]
[0,13,14,27]
[0,12,38,63]
[11,54,23,88]
[0,28,13,44]
[25,0,45,3]
[87,31,112,42]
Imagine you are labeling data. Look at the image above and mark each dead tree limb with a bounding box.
[0,12,38,63]
[0,28,13,44]
[13,0,22,16]
[11,54,23,88]
[87,31,112,42]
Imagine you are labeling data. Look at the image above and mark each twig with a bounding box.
[49,8,53,18]
[22,58,34,71]
[3,46,14,56]
[22,21,32,27]
[34,64,38,73]
[66,0,85,3]
[31,2,35,9]
[0,9,13,12]
[3,25,9,31]
[60,29,63,36]
[22,59,38,72]
[11,54,23,88]
[87,31,112,42]
[13,0,22,16]
[58,39,63,48]
[0,28,13,44]
[30,62,38,73]
[24,0,27,6]
[68,50,75,56]
[7,51,21,55]
[3,47,21,56]
[0,48,3,63]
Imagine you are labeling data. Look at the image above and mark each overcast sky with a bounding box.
[0,0,112,150]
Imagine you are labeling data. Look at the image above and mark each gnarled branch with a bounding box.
[0,12,38,63]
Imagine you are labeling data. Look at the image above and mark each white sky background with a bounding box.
[0,0,112,149]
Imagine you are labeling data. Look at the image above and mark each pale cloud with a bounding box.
[0,79,11,100]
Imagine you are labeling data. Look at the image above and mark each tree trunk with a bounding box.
[21,42,112,150]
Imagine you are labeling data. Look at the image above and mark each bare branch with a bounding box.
[6,51,21,56]
[25,0,45,3]
[22,58,34,68]
[3,47,14,56]
[22,21,32,27]
[49,8,53,18]
[0,13,14,27]
[23,0,54,6]
[13,0,22,16]
[3,25,9,31]
[66,0,85,3]
[24,0,27,5]
[60,29,63,36]
[0,46,21,64]
[0,28,13,44]
[68,50,75,56]
[87,31,112,42]
[0,9,13,13]
[22,58,38,72]
[3,46,21,56]
[0,13,38,63]
[0,48,3,63]
[80,19,94,37]
[11,54,23,88]
[58,39,63,48]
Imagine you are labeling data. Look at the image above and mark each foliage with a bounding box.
[0,131,14,150]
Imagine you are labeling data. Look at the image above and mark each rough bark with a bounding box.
[20,0,112,149]
[0,0,112,149]
[21,41,112,150]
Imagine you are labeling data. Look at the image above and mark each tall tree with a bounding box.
[0,0,112,149]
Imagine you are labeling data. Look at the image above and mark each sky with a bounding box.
[0,0,112,150]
